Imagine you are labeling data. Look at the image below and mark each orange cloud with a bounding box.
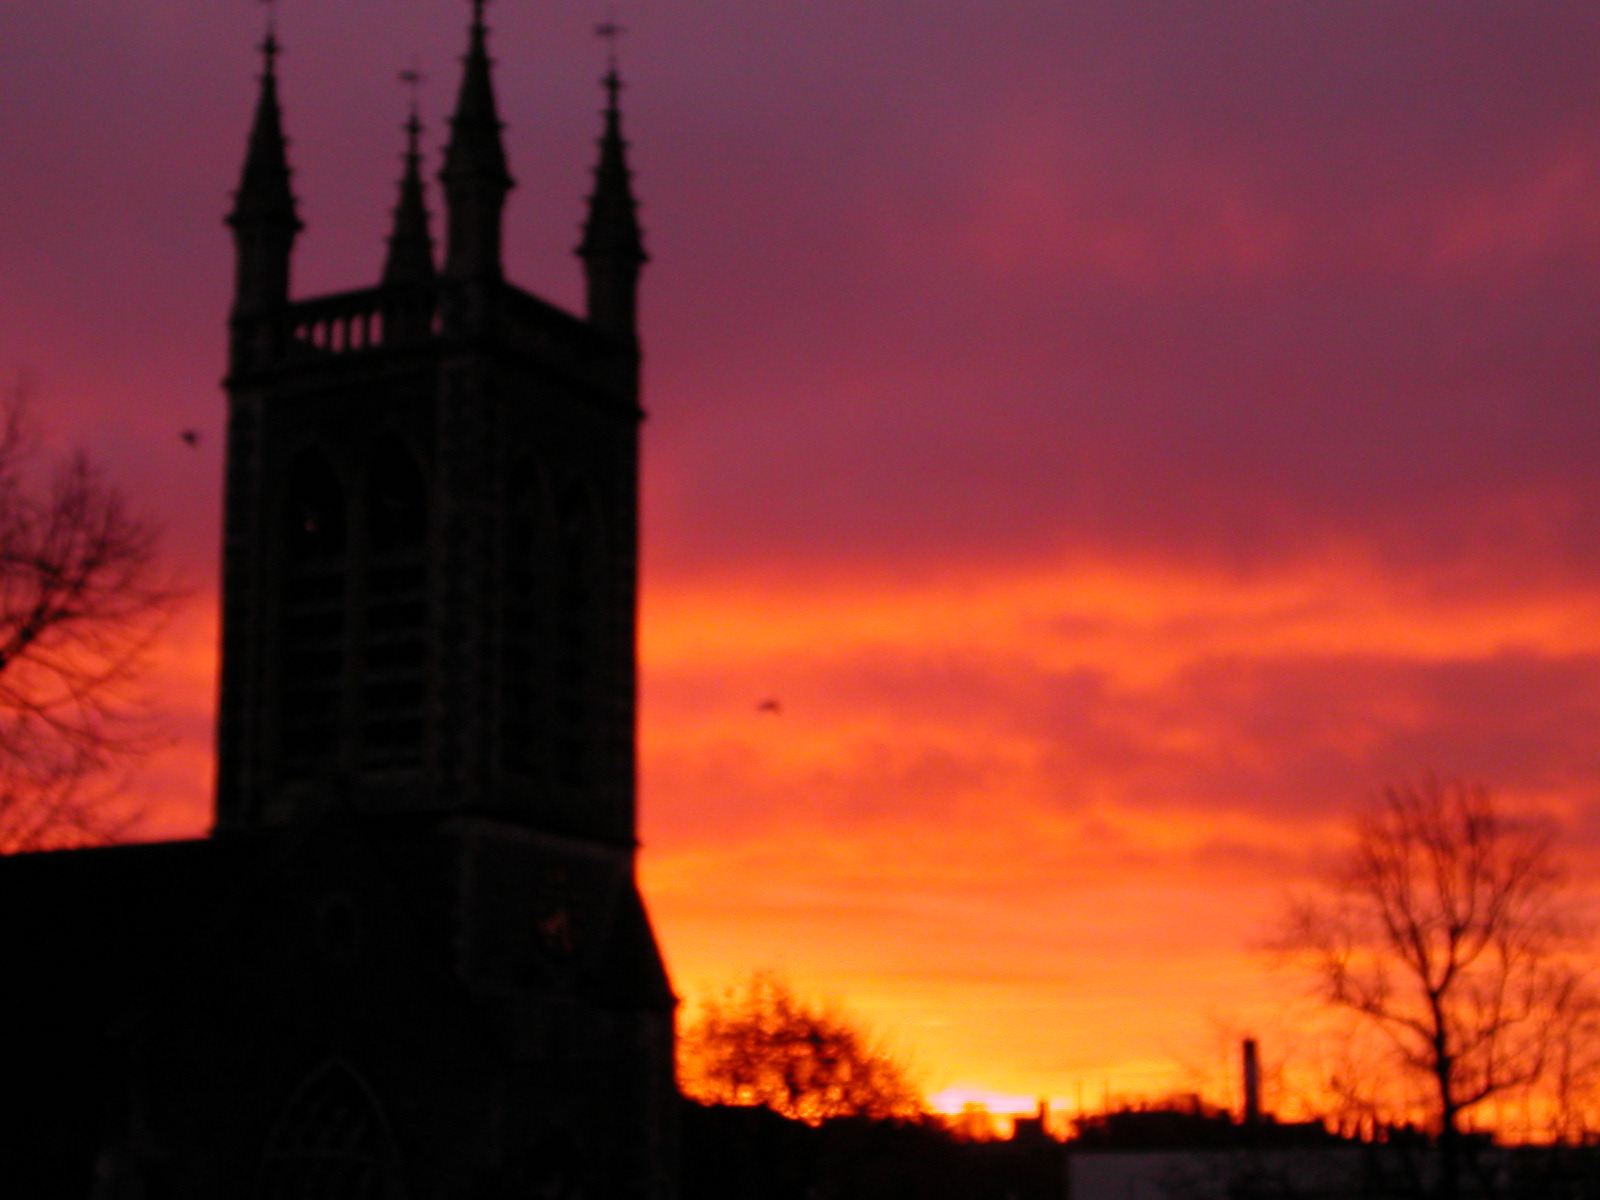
[644,548,1600,688]
[111,544,1600,1110]
[640,545,1600,1105]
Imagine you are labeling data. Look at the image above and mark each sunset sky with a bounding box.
[6,0,1600,1118]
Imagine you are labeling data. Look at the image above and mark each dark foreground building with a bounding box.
[2,10,676,1198]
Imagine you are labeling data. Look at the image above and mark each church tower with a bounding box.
[0,11,672,1198]
[206,10,673,1198]
[216,6,646,846]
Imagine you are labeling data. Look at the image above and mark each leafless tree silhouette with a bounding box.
[1282,779,1593,1199]
[0,391,173,852]
[678,971,924,1125]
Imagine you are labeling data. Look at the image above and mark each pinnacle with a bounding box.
[440,7,511,189]
[384,112,436,286]
[229,29,299,232]
[580,69,645,266]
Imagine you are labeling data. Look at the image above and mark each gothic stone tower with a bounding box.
[203,10,669,1197]
[0,11,671,1197]
[219,18,645,843]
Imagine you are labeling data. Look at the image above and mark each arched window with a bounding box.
[256,1061,403,1200]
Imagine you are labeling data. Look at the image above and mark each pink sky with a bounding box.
[6,0,1600,1114]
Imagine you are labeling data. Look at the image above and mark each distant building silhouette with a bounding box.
[1,9,675,1198]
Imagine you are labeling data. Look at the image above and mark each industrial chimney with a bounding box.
[1242,1038,1262,1125]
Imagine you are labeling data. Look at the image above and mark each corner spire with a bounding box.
[383,77,436,287]
[578,45,647,341]
[227,22,301,319]
[440,0,513,280]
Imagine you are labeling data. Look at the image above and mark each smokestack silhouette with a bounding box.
[1242,1038,1262,1125]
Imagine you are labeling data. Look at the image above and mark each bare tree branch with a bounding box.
[1279,778,1594,1197]
[0,387,176,853]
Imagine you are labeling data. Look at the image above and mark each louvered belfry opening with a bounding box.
[553,479,599,793]
[277,450,350,776]
[500,459,545,779]
[358,438,429,772]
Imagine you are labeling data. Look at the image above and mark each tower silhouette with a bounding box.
[0,12,676,1198]
[218,7,646,845]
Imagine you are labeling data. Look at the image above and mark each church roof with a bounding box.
[0,818,674,1052]
[0,837,264,1040]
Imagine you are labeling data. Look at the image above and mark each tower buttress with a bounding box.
[439,5,513,282]
[227,29,300,323]
[578,67,647,340]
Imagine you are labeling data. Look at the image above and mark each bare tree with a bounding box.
[1282,779,1592,1198]
[0,393,172,852]
[678,971,925,1125]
